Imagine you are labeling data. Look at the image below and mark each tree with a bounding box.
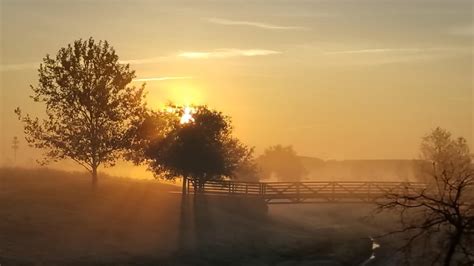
[15,38,147,186]
[257,145,307,181]
[377,127,474,265]
[233,158,261,182]
[133,105,255,191]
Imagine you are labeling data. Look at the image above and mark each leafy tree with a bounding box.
[258,145,307,181]
[233,158,261,182]
[15,38,147,186]
[133,105,255,191]
[377,127,474,265]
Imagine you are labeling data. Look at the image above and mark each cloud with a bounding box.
[132,76,193,82]
[0,62,38,72]
[0,57,170,71]
[206,18,308,30]
[449,25,474,36]
[0,48,280,72]
[0,57,169,72]
[119,56,171,65]
[178,49,281,59]
[324,48,424,55]
[322,47,472,66]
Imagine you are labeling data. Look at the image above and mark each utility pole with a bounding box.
[12,136,19,163]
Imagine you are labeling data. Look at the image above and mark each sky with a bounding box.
[0,0,473,175]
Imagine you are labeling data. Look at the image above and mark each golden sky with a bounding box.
[1,0,473,173]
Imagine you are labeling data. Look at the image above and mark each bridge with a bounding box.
[185,179,426,204]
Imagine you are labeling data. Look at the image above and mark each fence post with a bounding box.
[332,182,335,202]
[296,182,300,202]
[187,179,190,194]
[367,182,371,202]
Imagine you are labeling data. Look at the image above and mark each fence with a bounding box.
[186,179,427,204]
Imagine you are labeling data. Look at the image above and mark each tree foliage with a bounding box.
[257,145,307,181]
[377,127,474,265]
[15,38,147,185]
[232,158,261,182]
[133,105,255,184]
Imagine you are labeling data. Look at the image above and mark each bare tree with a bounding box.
[377,127,473,265]
[15,38,147,186]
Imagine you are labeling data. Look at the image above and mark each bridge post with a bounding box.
[367,182,371,201]
[332,182,335,202]
[296,182,300,202]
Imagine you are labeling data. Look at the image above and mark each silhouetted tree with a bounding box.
[258,145,307,181]
[15,38,146,186]
[233,158,261,182]
[133,105,255,191]
[377,127,474,265]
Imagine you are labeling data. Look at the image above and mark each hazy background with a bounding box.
[1,0,472,177]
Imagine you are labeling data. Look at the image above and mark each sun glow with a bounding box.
[167,85,203,106]
[180,106,195,124]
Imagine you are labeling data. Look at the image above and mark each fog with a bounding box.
[0,168,408,265]
[1,0,472,265]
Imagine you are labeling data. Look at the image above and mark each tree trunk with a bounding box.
[91,166,98,187]
[444,230,462,266]
[182,176,187,195]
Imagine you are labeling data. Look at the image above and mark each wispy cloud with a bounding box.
[206,18,308,30]
[0,48,280,72]
[324,47,471,56]
[449,25,474,36]
[324,48,424,55]
[0,62,38,72]
[178,49,281,59]
[132,76,193,82]
[322,47,472,66]
[0,57,168,72]
[119,56,171,65]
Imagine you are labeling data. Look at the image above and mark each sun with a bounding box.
[180,106,195,124]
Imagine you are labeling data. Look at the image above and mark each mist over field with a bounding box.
[1,0,472,265]
[0,168,406,266]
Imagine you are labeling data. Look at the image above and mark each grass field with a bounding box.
[0,168,384,266]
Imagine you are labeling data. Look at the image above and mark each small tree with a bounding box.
[257,145,307,181]
[15,38,147,186]
[133,105,255,191]
[377,127,474,265]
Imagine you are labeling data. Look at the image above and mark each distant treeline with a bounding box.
[299,157,420,181]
